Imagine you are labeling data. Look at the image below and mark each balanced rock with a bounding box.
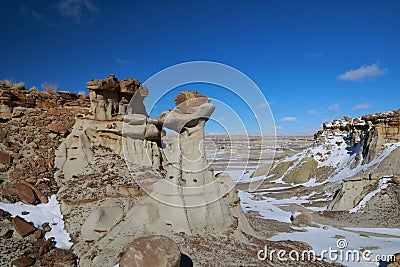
[86,74,119,91]
[12,216,37,237]
[15,183,36,204]
[160,102,215,133]
[119,235,181,267]
[174,90,209,114]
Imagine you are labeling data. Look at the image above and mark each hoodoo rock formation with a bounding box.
[54,81,254,266]
[87,74,148,120]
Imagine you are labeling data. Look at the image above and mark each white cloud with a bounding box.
[328,103,340,112]
[281,117,298,122]
[338,63,387,81]
[58,0,98,23]
[352,103,372,110]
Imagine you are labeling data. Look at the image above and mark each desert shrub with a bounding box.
[0,79,25,89]
[41,82,58,94]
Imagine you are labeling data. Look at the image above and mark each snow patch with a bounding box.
[0,195,73,248]
[349,177,391,213]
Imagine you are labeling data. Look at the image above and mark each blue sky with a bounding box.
[1,0,399,135]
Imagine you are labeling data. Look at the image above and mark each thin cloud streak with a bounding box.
[58,0,98,23]
[353,103,372,110]
[281,117,298,122]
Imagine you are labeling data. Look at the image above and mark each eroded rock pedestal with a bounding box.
[55,86,254,266]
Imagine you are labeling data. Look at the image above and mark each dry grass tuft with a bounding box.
[41,82,58,94]
[0,79,25,89]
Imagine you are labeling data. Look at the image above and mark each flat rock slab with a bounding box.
[119,235,181,267]
[12,216,37,237]
[15,183,36,204]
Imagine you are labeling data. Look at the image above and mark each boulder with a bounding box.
[15,183,36,204]
[119,235,181,267]
[20,181,48,204]
[48,122,70,136]
[160,102,215,133]
[174,90,209,114]
[86,74,119,91]
[145,123,161,142]
[11,256,35,267]
[12,216,37,237]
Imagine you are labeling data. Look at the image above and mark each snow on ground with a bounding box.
[239,190,292,223]
[276,136,400,185]
[349,177,391,213]
[297,177,324,187]
[234,137,400,266]
[329,142,400,183]
[238,179,398,267]
[0,195,73,249]
[225,169,266,184]
[343,227,400,237]
[269,224,400,267]
[238,189,330,222]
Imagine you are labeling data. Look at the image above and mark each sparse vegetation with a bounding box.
[0,79,25,89]
[41,82,58,94]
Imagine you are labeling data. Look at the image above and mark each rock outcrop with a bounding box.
[0,80,89,119]
[252,109,400,186]
[87,74,148,120]
[328,175,378,211]
[0,81,90,205]
[316,110,400,164]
